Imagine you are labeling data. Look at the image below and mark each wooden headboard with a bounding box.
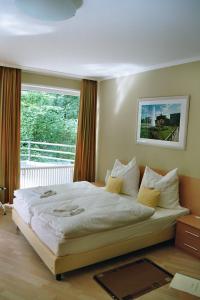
[139,166,200,215]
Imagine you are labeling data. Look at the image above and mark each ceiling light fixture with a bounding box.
[15,0,79,22]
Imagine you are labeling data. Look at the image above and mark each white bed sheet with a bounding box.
[30,206,189,256]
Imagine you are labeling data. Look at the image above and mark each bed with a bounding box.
[12,178,190,280]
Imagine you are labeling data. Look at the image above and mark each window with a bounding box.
[20,85,80,187]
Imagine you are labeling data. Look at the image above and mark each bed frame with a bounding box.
[12,168,200,280]
[12,208,174,280]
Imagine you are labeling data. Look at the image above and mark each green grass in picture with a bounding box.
[159,126,175,140]
[140,125,177,140]
[140,126,150,138]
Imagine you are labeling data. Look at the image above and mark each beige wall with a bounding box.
[97,62,200,181]
[22,71,81,91]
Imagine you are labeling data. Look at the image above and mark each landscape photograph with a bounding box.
[140,103,181,142]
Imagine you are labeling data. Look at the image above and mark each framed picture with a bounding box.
[136,96,189,149]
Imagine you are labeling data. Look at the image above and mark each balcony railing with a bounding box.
[20,141,76,188]
[20,165,74,188]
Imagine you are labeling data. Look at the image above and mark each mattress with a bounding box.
[30,206,189,256]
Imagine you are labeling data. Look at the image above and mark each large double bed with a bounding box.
[12,179,189,280]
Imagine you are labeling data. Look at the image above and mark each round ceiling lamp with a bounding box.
[15,0,79,22]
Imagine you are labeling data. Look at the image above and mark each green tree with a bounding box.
[20,90,80,162]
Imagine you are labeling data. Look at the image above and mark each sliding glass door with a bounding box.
[20,86,80,188]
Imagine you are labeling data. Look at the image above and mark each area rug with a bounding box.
[94,258,173,300]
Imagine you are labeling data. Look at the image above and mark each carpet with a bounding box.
[94,258,173,300]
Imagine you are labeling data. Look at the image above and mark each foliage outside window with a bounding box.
[21,90,80,164]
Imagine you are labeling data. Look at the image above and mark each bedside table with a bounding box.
[175,215,200,259]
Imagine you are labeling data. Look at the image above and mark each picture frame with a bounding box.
[136,96,190,149]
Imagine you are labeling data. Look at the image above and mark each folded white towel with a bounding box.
[31,187,52,194]
[53,204,78,213]
[40,190,57,198]
[29,187,57,198]
[45,205,85,217]
[70,208,85,216]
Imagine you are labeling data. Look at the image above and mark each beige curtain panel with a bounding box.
[0,66,21,203]
[73,79,97,182]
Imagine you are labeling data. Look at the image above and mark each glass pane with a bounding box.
[20,89,80,187]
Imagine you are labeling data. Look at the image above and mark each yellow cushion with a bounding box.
[137,186,160,208]
[105,176,123,194]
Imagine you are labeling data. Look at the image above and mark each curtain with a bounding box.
[0,66,21,204]
[73,79,97,182]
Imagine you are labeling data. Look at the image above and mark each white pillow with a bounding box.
[111,158,140,197]
[105,169,111,184]
[140,166,179,208]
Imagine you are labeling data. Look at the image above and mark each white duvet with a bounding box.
[14,182,155,239]
[14,181,96,223]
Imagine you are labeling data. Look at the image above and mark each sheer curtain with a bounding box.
[0,66,21,203]
[73,79,97,182]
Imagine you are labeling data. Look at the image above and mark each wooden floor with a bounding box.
[0,209,199,300]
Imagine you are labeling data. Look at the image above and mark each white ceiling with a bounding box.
[0,0,200,80]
